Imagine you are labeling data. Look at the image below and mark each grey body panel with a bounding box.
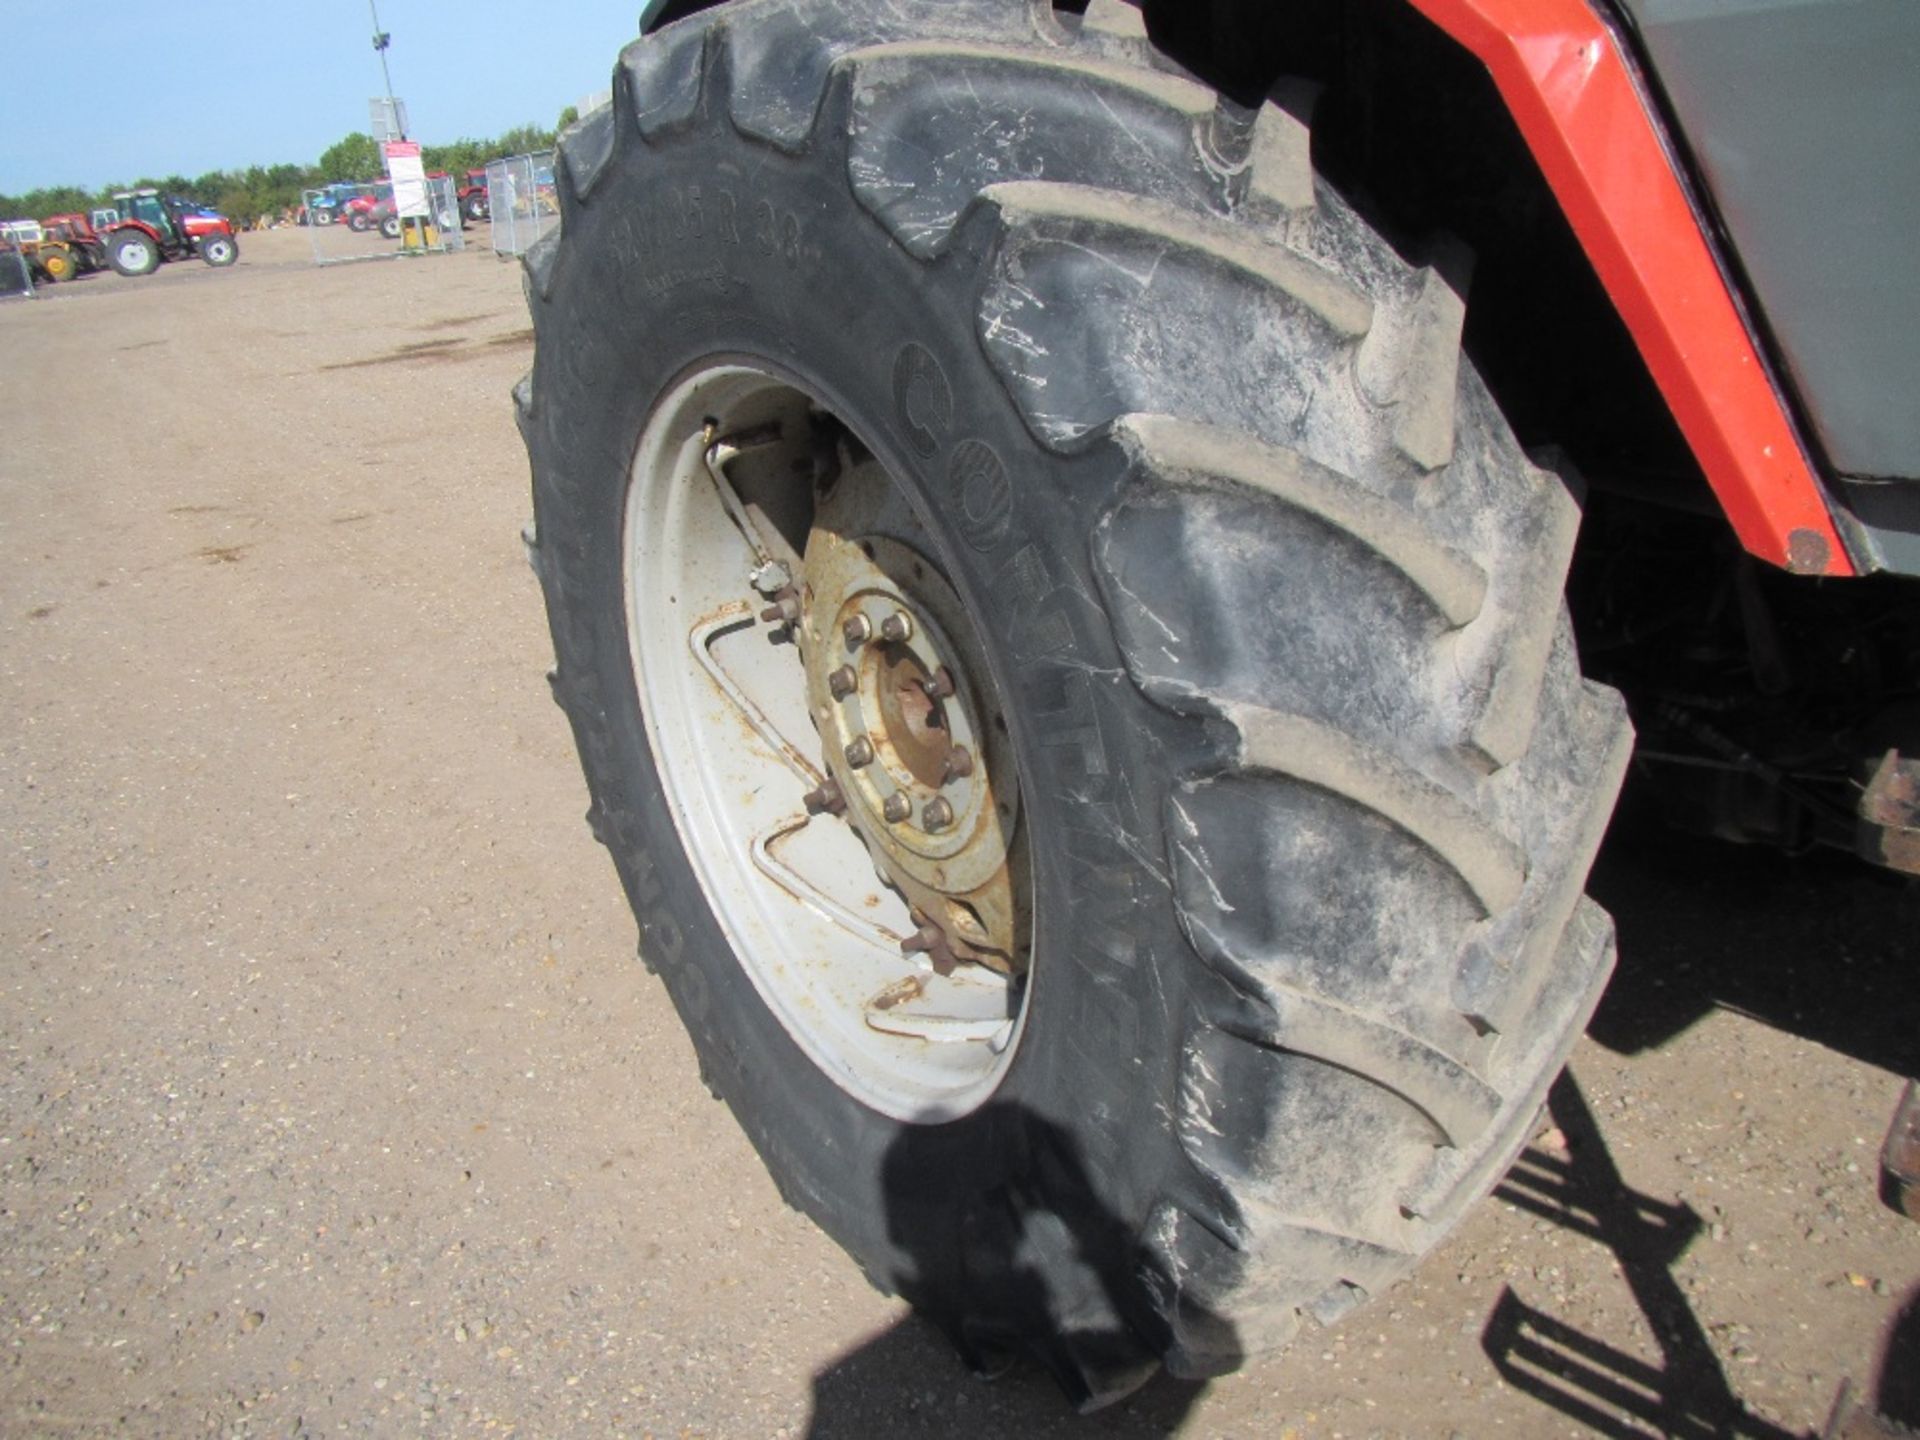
[1616,0,1920,482]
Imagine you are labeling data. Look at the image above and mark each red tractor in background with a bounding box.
[458,168,490,223]
[101,189,238,276]
[340,172,464,236]
[340,183,393,232]
[40,215,107,277]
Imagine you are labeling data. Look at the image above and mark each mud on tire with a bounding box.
[520,0,1631,1405]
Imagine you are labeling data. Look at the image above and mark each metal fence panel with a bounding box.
[486,151,558,258]
[0,246,32,298]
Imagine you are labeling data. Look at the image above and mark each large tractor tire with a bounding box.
[106,229,159,277]
[37,245,76,282]
[520,0,1631,1405]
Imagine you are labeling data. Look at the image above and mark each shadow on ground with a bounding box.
[1483,1074,1802,1438]
[802,1102,1215,1438]
[804,821,1918,1436]
[802,1318,1208,1439]
[1586,805,1920,1073]
[1491,813,1919,1438]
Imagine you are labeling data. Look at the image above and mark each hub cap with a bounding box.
[623,364,1031,1120]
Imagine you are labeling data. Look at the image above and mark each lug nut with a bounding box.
[827,665,856,700]
[802,778,846,817]
[920,665,956,700]
[844,736,875,768]
[882,792,912,823]
[841,614,872,647]
[940,746,975,784]
[922,797,955,832]
[880,610,914,643]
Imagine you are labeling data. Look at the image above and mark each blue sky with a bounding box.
[0,0,648,193]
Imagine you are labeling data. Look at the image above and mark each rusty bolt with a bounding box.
[900,918,957,975]
[940,746,974,785]
[827,664,856,700]
[920,665,956,701]
[844,736,875,769]
[841,613,872,647]
[882,792,912,823]
[922,797,955,832]
[759,587,802,627]
[802,778,846,817]
[880,610,914,643]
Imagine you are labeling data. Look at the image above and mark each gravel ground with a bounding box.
[2,228,1916,1438]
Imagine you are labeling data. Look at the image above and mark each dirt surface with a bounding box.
[2,229,1916,1439]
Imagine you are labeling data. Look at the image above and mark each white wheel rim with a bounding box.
[624,363,1032,1122]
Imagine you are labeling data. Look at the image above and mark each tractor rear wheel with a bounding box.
[521,0,1632,1403]
[107,230,158,277]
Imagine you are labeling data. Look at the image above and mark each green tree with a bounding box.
[496,122,556,157]
[316,132,383,183]
[2,118,566,223]
[556,104,579,133]
[422,137,489,177]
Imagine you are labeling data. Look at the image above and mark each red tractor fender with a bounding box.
[1407,0,1852,576]
[105,218,165,243]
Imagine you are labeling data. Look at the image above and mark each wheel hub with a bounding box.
[799,515,1023,976]
[623,362,1032,1119]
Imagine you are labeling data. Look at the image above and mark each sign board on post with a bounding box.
[382,141,430,220]
[369,97,409,144]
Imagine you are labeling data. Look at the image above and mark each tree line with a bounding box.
[0,120,564,226]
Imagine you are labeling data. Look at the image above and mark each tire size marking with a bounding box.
[626,185,804,296]
[750,198,803,268]
[661,184,802,264]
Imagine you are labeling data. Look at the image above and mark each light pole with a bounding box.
[368,0,403,139]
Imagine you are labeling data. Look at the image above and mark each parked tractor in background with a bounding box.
[102,189,238,276]
[341,183,393,232]
[40,214,107,278]
[0,221,67,284]
[458,168,491,223]
[0,222,45,289]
